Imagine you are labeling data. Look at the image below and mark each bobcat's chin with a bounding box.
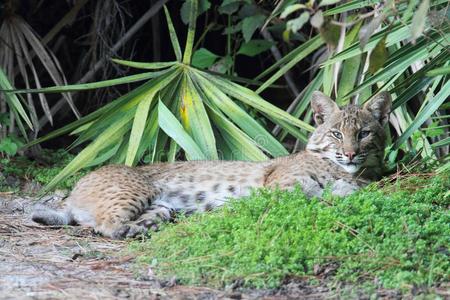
[338,162,361,174]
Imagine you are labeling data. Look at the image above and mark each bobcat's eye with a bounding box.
[358,130,370,139]
[331,131,342,139]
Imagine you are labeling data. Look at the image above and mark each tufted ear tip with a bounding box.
[363,92,392,126]
[311,90,326,98]
[376,91,392,106]
[310,91,339,125]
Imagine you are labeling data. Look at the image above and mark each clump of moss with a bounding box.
[131,173,449,290]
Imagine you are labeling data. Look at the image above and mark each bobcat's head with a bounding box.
[306,91,391,174]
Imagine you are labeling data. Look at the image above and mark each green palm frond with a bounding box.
[9,1,309,192]
[263,0,449,162]
[0,67,33,137]
[0,13,79,132]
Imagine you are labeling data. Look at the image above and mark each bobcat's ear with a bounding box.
[363,92,392,126]
[311,91,339,125]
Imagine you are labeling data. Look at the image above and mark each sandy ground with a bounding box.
[1,191,445,299]
[0,192,337,299]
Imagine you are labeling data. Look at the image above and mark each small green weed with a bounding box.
[0,135,24,157]
[131,173,449,290]
[0,149,89,192]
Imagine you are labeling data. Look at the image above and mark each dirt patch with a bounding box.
[1,192,445,299]
[0,193,335,299]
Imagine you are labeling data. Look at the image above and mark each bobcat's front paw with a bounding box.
[135,218,161,231]
[111,224,148,239]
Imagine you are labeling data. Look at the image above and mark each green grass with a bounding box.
[0,149,89,192]
[131,173,449,291]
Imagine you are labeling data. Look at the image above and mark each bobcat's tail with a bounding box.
[32,205,73,226]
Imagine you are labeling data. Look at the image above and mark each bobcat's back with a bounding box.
[32,91,391,239]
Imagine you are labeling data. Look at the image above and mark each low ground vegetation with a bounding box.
[0,0,448,298]
[0,150,88,192]
[1,150,448,297]
[132,172,449,293]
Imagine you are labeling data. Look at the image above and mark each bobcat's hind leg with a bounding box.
[93,191,157,239]
[110,205,174,239]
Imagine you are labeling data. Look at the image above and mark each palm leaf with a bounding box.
[0,68,33,129]
[42,115,133,193]
[182,0,198,64]
[158,100,206,160]
[394,80,450,149]
[198,71,314,132]
[255,35,323,93]
[207,106,268,161]
[164,6,182,61]
[112,59,176,70]
[4,69,174,93]
[125,89,157,166]
[192,71,288,156]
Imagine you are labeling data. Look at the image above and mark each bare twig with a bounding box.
[261,28,300,97]
[42,0,90,46]
[330,10,378,28]
[333,12,347,97]
[272,88,306,136]
[261,29,302,137]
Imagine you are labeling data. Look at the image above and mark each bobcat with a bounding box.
[32,91,391,239]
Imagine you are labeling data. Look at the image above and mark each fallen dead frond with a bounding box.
[0,6,81,137]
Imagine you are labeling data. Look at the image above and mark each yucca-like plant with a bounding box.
[0,67,32,138]
[8,1,313,191]
[258,0,449,169]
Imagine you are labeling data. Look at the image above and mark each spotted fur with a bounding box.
[32,91,391,239]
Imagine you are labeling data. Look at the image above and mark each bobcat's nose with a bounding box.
[344,151,356,161]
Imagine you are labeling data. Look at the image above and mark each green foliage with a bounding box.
[9,1,314,192]
[241,14,266,42]
[180,0,211,24]
[260,0,449,162]
[0,136,24,156]
[3,0,448,192]
[192,48,220,69]
[0,150,88,192]
[237,40,274,57]
[0,67,33,139]
[131,174,449,290]
[204,1,275,63]
[0,75,28,157]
